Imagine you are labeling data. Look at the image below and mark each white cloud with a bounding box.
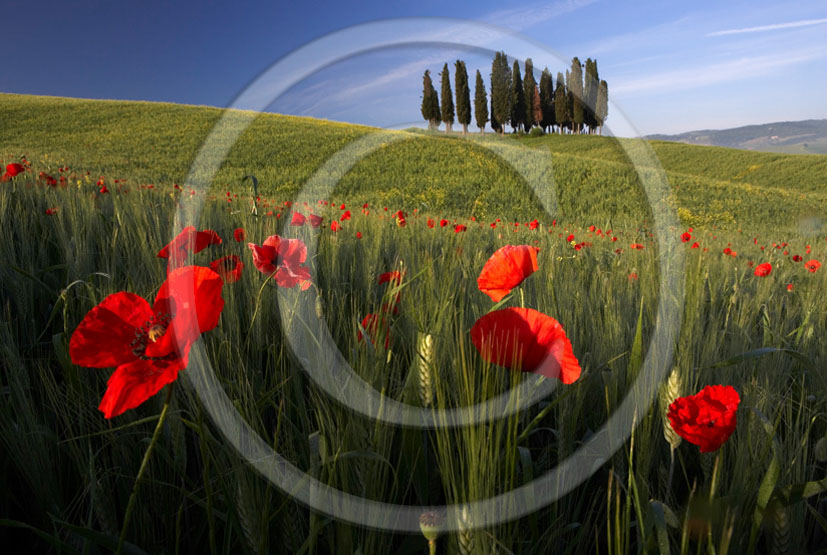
[612,46,827,96]
[280,1,597,112]
[706,18,827,37]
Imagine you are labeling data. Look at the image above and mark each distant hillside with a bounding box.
[647,119,827,154]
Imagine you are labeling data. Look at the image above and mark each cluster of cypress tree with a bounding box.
[421,52,608,135]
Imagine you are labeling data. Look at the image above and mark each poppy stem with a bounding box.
[117,383,174,555]
[247,271,276,336]
[519,287,525,309]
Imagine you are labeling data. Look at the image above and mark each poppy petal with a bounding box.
[470,307,581,384]
[477,245,540,302]
[98,357,186,418]
[69,292,153,368]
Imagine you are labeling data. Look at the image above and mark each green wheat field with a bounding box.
[2,92,827,554]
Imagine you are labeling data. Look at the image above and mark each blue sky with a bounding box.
[2,0,825,135]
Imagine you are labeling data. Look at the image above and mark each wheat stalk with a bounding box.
[659,367,683,450]
[417,332,435,407]
[457,505,474,555]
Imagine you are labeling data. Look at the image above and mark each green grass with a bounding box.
[3,92,827,234]
[2,93,827,553]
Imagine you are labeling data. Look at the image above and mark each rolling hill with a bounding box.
[647,119,827,154]
[2,93,826,233]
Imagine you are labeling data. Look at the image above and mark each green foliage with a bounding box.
[454,61,471,134]
[510,60,526,133]
[523,58,537,130]
[595,80,609,134]
[473,70,488,133]
[554,73,569,133]
[569,57,584,134]
[490,52,511,135]
[440,63,454,132]
[539,67,554,131]
[420,70,438,130]
[583,58,599,133]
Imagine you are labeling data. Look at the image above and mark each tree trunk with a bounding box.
[462,123,468,135]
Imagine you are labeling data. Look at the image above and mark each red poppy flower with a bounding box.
[454,224,467,233]
[69,266,225,418]
[39,172,58,186]
[628,272,638,281]
[5,163,25,177]
[588,225,595,232]
[691,242,699,249]
[330,220,341,232]
[529,219,539,230]
[356,231,363,239]
[470,307,581,384]
[630,243,644,250]
[209,255,243,283]
[247,235,312,290]
[427,218,435,228]
[45,207,58,215]
[233,228,246,242]
[787,283,794,291]
[157,226,222,261]
[378,271,404,285]
[805,259,821,273]
[309,214,324,228]
[290,212,306,227]
[357,313,390,349]
[681,232,692,242]
[754,262,772,277]
[440,219,448,227]
[340,210,351,221]
[667,385,740,453]
[792,255,802,262]
[397,216,407,227]
[566,234,575,242]
[99,185,109,194]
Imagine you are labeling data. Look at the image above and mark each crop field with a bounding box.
[1,93,827,554]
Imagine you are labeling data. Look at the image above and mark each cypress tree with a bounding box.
[532,84,542,131]
[510,60,525,133]
[454,60,471,135]
[474,69,488,133]
[431,78,441,131]
[595,79,608,135]
[523,58,536,131]
[490,51,511,136]
[554,71,568,134]
[490,91,500,133]
[440,63,454,132]
[539,67,554,133]
[569,57,584,134]
[583,58,599,134]
[421,70,435,130]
